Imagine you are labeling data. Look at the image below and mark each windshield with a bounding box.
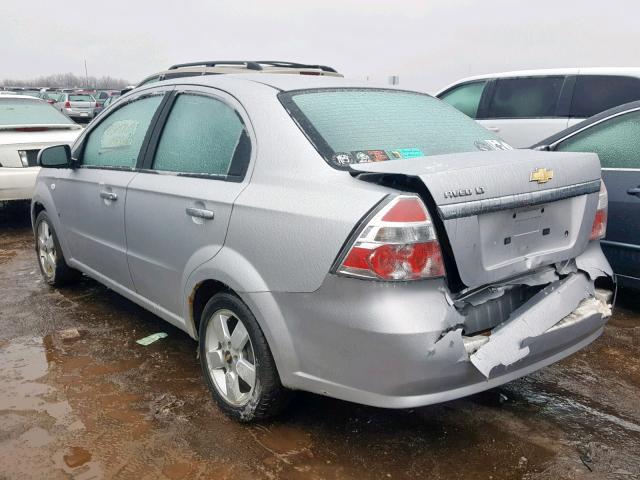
[279,88,511,169]
[0,98,75,125]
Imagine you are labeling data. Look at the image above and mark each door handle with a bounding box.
[186,207,214,220]
[486,126,500,132]
[627,186,640,197]
[99,191,118,201]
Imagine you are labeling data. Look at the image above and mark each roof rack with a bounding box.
[167,60,337,73]
[256,61,338,73]
[168,61,263,71]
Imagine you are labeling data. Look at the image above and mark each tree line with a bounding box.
[1,72,130,89]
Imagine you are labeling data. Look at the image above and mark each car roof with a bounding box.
[150,72,426,94]
[531,99,640,148]
[137,61,343,86]
[436,67,640,95]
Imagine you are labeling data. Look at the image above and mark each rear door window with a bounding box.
[570,75,640,118]
[438,81,487,118]
[82,94,164,169]
[152,93,247,176]
[484,76,564,119]
[555,110,640,168]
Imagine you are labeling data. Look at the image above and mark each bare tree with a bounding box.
[2,72,130,89]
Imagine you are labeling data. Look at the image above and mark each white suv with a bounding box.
[436,68,640,147]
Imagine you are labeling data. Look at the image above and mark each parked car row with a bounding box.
[437,67,640,147]
[27,60,617,423]
[0,94,82,201]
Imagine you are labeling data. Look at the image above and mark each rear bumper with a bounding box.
[63,108,94,119]
[245,245,613,409]
[0,167,39,201]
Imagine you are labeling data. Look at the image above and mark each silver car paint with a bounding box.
[32,74,613,409]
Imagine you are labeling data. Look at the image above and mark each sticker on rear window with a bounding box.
[396,148,424,159]
[365,150,390,162]
[352,151,372,163]
[385,148,425,160]
[332,152,354,166]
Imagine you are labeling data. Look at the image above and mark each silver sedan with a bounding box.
[32,74,613,422]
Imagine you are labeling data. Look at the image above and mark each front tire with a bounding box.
[34,211,80,286]
[198,292,289,422]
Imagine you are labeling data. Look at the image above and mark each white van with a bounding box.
[436,68,640,147]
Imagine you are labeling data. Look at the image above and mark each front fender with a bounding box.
[31,179,72,261]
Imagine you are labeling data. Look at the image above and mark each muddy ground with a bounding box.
[1,202,639,480]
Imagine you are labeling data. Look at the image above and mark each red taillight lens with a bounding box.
[64,101,71,108]
[590,182,608,241]
[96,102,102,108]
[337,195,445,281]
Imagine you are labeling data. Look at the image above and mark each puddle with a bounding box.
[1,222,640,478]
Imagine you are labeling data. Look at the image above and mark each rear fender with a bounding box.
[183,247,298,377]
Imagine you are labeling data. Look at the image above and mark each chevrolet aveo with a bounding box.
[32,74,614,422]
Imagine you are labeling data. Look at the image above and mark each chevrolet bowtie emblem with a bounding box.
[530,167,554,184]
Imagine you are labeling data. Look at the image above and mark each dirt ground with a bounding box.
[1,201,639,480]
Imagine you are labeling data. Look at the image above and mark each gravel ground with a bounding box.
[1,201,639,480]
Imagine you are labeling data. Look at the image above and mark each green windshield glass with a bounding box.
[0,98,74,125]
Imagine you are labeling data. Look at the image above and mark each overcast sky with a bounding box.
[2,0,638,92]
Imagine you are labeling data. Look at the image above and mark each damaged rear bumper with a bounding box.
[247,243,613,409]
[462,276,612,378]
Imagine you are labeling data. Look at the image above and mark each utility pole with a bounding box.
[84,59,89,88]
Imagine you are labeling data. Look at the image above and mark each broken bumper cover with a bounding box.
[465,274,611,378]
[248,244,613,409]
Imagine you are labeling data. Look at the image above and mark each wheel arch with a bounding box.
[184,257,299,386]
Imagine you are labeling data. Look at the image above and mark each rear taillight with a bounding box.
[47,99,55,104]
[590,181,608,241]
[64,101,71,108]
[336,195,445,281]
[96,102,102,108]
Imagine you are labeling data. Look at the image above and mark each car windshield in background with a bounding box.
[0,98,75,125]
[69,94,94,102]
[279,88,511,168]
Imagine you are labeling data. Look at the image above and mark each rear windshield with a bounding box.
[279,88,510,169]
[69,94,94,102]
[0,98,75,125]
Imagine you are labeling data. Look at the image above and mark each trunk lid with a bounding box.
[352,150,602,287]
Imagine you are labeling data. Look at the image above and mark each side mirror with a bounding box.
[38,144,72,168]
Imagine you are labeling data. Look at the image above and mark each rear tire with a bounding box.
[34,211,81,286]
[198,292,290,422]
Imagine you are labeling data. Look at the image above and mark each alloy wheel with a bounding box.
[37,220,57,279]
[204,309,257,406]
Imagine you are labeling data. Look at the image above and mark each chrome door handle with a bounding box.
[186,207,214,220]
[627,186,640,197]
[99,191,118,201]
[486,126,500,132]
